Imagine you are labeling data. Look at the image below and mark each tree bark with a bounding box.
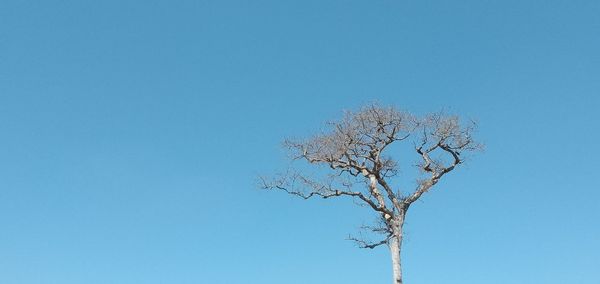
[389,235,402,284]
[389,216,404,284]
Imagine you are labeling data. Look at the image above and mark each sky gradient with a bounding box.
[1,1,599,283]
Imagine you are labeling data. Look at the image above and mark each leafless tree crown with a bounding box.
[261,104,482,248]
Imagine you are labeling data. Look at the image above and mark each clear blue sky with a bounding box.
[1,1,599,283]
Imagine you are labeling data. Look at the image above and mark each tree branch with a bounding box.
[259,174,394,216]
[347,235,391,249]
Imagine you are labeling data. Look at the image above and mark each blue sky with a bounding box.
[1,1,599,283]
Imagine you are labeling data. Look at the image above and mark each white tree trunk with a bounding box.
[389,234,402,284]
[389,216,404,284]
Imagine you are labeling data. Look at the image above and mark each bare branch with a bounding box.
[405,112,482,205]
[347,235,391,249]
[346,219,393,249]
[259,172,393,216]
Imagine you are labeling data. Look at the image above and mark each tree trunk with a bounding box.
[389,216,404,284]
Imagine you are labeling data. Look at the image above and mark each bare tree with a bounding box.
[261,104,482,284]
